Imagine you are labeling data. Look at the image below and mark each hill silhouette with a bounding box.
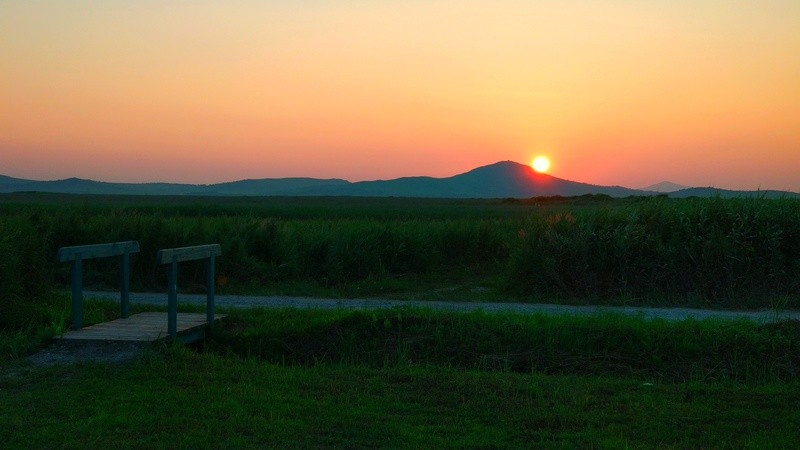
[311,161,646,198]
[192,178,349,196]
[641,181,689,193]
[1,161,797,198]
[668,187,799,199]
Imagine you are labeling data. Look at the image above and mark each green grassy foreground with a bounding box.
[3,304,800,447]
[6,300,799,383]
[3,352,799,448]
[209,308,800,383]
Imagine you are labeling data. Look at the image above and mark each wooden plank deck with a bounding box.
[56,312,225,343]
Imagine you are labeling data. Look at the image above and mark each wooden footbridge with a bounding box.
[56,241,224,344]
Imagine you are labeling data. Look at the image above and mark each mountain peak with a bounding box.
[467,160,531,172]
[460,160,550,179]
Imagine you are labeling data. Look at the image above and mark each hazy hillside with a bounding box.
[642,181,689,193]
[0,177,200,195]
[197,178,350,196]
[234,161,650,198]
[669,187,800,199]
[445,161,646,197]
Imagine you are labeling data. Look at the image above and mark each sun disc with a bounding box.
[532,156,550,173]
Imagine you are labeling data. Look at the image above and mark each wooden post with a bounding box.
[71,255,83,330]
[206,254,216,330]
[168,258,178,340]
[120,251,131,319]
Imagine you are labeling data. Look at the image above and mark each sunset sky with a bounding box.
[2,1,799,191]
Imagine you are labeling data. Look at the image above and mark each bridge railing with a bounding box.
[57,241,140,330]
[157,244,222,340]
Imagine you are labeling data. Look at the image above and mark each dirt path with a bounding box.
[85,291,800,323]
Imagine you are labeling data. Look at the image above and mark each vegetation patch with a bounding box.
[2,350,799,448]
[2,297,799,447]
[2,194,799,310]
[206,308,800,384]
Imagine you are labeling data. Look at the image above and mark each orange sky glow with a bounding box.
[2,1,799,191]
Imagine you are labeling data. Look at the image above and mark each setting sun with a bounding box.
[532,156,551,173]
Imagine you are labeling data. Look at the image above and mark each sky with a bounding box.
[2,1,799,191]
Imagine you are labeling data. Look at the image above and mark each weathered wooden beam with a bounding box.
[57,241,140,262]
[168,260,178,339]
[206,254,216,329]
[157,244,222,264]
[56,312,226,343]
[71,257,83,330]
[121,251,131,318]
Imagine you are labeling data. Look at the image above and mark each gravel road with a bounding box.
[84,291,800,323]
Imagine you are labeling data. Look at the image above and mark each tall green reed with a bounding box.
[507,196,800,307]
[2,196,799,320]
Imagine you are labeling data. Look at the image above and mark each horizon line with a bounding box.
[2,161,797,194]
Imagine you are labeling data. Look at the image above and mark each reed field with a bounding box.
[2,192,799,328]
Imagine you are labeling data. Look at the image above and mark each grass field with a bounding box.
[3,303,800,448]
[4,352,799,448]
[208,308,800,383]
[2,193,799,447]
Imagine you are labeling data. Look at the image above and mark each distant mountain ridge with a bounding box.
[1,161,798,199]
[641,181,689,193]
[667,187,799,199]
